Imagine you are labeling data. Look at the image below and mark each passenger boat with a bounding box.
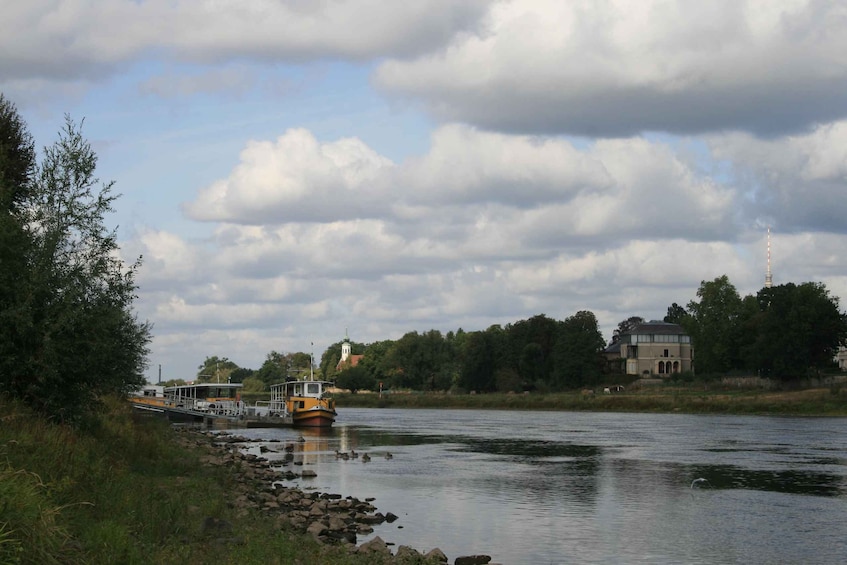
[256,378,337,428]
[129,382,247,424]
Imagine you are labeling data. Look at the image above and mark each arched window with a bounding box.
[673,361,680,373]
[658,361,666,374]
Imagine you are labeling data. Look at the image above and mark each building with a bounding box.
[605,320,693,377]
[336,333,364,371]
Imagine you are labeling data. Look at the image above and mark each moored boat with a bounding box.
[130,382,248,424]
[265,378,337,428]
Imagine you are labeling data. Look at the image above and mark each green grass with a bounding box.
[0,396,410,565]
[333,386,847,416]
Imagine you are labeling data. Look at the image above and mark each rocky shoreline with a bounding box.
[179,428,497,565]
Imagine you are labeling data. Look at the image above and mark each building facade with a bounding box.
[608,320,693,377]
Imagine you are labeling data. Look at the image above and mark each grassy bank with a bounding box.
[333,386,847,416]
[0,397,396,565]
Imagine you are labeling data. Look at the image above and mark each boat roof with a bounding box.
[270,379,334,387]
[165,382,243,391]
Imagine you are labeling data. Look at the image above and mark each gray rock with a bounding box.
[306,521,327,538]
[424,548,449,562]
[358,535,392,556]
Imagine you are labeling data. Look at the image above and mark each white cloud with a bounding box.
[375,0,847,136]
[132,123,765,376]
[183,128,394,223]
[708,120,847,232]
[0,0,492,88]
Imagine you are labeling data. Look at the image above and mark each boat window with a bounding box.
[307,383,320,395]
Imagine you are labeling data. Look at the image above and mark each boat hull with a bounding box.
[291,407,336,428]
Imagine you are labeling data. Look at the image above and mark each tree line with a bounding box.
[191,275,846,394]
[0,95,151,424]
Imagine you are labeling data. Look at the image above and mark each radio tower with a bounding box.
[764,227,773,288]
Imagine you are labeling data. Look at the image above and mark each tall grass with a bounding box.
[334,387,847,416]
[0,396,398,564]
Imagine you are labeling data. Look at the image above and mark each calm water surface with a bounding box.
[235,409,847,564]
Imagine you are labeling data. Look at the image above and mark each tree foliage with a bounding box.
[686,275,743,374]
[667,275,846,380]
[611,316,645,344]
[744,283,847,379]
[335,364,374,394]
[0,107,151,423]
[197,355,240,383]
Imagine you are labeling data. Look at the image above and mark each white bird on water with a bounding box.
[691,478,711,489]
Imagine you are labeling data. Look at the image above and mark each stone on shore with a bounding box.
[357,535,392,556]
[424,547,449,562]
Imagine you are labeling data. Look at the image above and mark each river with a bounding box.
[235,409,847,564]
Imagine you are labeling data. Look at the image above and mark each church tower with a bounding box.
[340,328,351,363]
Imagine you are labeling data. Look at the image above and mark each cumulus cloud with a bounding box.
[375,0,847,137]
[183,128,394,223]
[185,124,737,248]
[0,0,491,87]
[144,124,752,359]
[708,120,847,233]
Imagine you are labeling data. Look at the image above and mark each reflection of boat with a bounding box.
[256,379,336,428]
[130,382,249,425]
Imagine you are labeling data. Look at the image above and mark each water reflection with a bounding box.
[233,410,847,564]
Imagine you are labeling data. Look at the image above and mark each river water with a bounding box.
[235,409,847,564]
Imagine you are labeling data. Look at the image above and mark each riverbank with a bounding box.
[0,396,455,564]
[332,386,847,416]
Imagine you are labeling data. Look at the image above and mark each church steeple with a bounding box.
[341,328,351,362]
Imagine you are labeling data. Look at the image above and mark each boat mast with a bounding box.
[310,341,314,381]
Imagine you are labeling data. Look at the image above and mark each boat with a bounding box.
[129,382,249,425]
[256,378,337,428]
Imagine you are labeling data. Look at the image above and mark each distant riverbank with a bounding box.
[331,386,847,416]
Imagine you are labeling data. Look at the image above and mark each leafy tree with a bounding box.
[378,330,454,391]
[0,95,37,394]
[240,375,266,393]
[687,275,743,374]
[663,303,689,326]
[196,355,239,383]
[551,310,605,389]
[458,327,501,392]
[504,314,559,379]
[335,364,375,394]
[746,283,847,379]
[357,339,396,384]
[229,367,254,384]
[0,114,150,423]
[161,379,187,387]
[254,351,286,386]
[611,316,645,344]
[0,94,36,209]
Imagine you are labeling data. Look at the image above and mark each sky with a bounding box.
[3,0,847,383]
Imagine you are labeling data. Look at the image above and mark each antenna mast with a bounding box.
[765,227,773,288]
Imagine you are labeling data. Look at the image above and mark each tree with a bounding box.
[0,95,37,394]
[746,283,847,379]
[611,316,645,344]
[335,364,375,394]
[663,303,689,326]
[551,311,605,389]
[686,275,743,374]
[197,356,239,383]
[1,114,151,423]
[0,94,36,209]
[253,351,286,386]
[229,367,255,384]
[458,327,502,392]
